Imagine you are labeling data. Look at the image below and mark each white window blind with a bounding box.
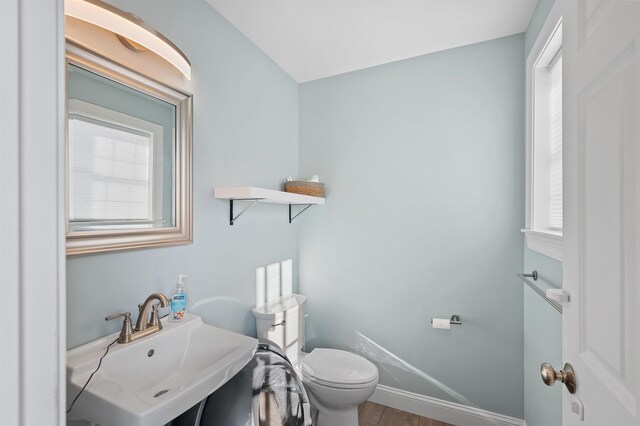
[548,54,563,230]
[68,115,154,222]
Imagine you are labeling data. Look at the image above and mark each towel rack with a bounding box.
[516,272,562,314]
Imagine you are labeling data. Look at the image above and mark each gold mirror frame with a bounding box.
[65,41,192,256]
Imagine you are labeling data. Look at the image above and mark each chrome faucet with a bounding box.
[106,293,170,344]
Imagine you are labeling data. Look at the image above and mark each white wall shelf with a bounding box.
[213,186,325,225]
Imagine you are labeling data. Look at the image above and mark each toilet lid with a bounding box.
[301,348,378,386]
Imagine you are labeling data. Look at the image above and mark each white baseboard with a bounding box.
[368,384,526,426]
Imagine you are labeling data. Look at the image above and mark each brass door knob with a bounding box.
[541,362,577,394]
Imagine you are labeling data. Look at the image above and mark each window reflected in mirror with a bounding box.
[68,65,176,231]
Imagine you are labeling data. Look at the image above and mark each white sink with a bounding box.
[66,314,257,426]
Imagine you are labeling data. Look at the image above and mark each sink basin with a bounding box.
[66,314,257,426]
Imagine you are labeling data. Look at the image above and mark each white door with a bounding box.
[562,0,639,425]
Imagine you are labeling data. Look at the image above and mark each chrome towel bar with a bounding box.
[517,272,562,314]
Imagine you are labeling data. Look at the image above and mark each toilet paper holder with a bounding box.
[431,315,462,325]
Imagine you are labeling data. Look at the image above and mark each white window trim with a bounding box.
[68,98,165,229]
[523,1,563,262]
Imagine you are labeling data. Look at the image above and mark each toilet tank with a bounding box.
[252,294,307,366]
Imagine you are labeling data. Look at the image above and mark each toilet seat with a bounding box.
[301,348,378,389]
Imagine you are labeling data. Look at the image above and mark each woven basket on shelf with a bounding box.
[285,181,324,198]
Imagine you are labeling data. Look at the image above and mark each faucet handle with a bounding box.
[105,312,131,322]
[105,312,133,344]
[147,304,163,330]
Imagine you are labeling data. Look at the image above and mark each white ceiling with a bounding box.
[207,0,538,83]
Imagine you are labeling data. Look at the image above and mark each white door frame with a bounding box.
[0,0,66,424]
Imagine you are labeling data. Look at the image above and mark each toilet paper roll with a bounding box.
[432,318,451,330]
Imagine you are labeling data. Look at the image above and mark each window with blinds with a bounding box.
[69,116,153,222]
[67,99,164,231]
[530,22,563,235]
[523,8,562,260]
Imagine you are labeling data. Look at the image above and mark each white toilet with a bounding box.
[252,294,379,426]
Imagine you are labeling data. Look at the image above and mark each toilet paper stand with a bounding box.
[430,315,462,326]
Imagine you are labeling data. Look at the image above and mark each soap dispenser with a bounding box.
[170,274,189,321]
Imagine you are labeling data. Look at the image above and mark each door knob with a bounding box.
[541,362,576,394]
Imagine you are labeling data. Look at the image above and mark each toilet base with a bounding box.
[315,405,359,426]
[304,378,377,426]
[307,394,360,426]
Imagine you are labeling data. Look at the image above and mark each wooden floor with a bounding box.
[358,401,456,426]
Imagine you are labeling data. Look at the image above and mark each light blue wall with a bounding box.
[525,0,558,56]
[523,250,562,426]
[66,0,299,349]
[523,0,563,425]
[298,35,526,418]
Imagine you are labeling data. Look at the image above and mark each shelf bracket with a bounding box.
[289,204,313,223]
[229,199,261,225]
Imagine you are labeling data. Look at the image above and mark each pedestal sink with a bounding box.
[66,314,258,426]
